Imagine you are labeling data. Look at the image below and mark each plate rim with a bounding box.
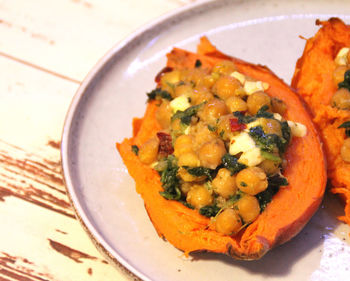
[60,0,219,280]
[60,0,350,280]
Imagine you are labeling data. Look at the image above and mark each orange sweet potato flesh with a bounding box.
[117,38,326,259]
[292,18,350,226]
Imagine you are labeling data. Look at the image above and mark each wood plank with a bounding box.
[0,0,196,82]
[0,56,129,280]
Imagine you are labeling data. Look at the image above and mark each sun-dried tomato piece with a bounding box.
[229,118,247,132]
[157,132,174,157]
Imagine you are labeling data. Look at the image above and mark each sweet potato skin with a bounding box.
[292,18,350,226]
[117,39,326,259]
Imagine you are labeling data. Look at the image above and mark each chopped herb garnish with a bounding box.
[233,111,256,124]
[199,204,220,217]
[221,154,246,175]
[260,151,282,162]
[159,155,181,200]
[183,166,216,181]
[281,121,291,145]
[338,70,350,91]
[181,201,194,209]
[249,126,289,153]
[147,88,172,101]
[207,124,217,132]
[256,105,273,118]
[338,121,350,137]
[131,145,139,155]
[171,103,204,125]
[256,174,288,211]
[268,173,289,187]
[195,59,202,68]
[225,191,243,207]
[240,181,247,187]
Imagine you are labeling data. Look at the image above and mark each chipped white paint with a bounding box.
[0,0,202,280]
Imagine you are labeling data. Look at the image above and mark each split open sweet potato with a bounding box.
[117,38,326,259]
[292,18,350,226]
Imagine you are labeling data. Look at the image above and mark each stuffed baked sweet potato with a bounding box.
[117,37,326,259]
[292,18,350,226]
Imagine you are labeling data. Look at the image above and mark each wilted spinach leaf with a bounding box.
[183,166,216,181]
[147,88,172,101]
[171,103,204,125]
[159,155,181,200]
[199,205,220,217]
[221,154,246,175]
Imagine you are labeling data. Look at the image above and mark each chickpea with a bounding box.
[160,70,181,96]
[186,184,213,209]
[174,83,193,98]
[212,168,237,198]
[171,119,183,137]
[247,91,271,115]
[198,98,229,125]
[259,118,282,136]
[234,195,261,223]
[198,138,226,169]
[225,96,248,112]
[214,76,242,100]
[341,138,350,162]
[192,86,214,105]
[202,74,217,89]
[174,135,193,157]
[258,159,280,175]
[212,60,237,75]
[333,65,349,86]
[178,167,206,182]
[217,114,234,141]
[236,167,268,195]
[161,70,181,87]
[190,121,217,150]
[271,97,287,116]
[138,137,159,164]
[181,68,208,86]
[180,182,192,196]
[215,208,242,235]
[178,152,200,167]
[156,100,172,128]
[331,88,350,110]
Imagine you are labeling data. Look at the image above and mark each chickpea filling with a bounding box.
[135,60,307,236]
[332,47,350,163]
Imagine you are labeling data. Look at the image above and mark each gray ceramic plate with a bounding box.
[61,0,350,280]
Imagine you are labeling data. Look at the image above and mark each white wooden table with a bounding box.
[0,1,200,280]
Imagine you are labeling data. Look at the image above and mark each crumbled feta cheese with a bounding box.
[335,47,350,66]
[273,113,282,121]
[229,132,262,167]
[287,121,307,137]
[170,95,190,112]
[238,147,263,167]
[229,132,256,155]
[244,81,268,95]
[230,71,246,84]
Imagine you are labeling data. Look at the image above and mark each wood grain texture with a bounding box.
[0,46,128,280]
[0,0,190,82]
[0,0,203,280]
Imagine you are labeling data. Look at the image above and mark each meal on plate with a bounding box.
[117,37,326,259]
[292,17,350,227]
